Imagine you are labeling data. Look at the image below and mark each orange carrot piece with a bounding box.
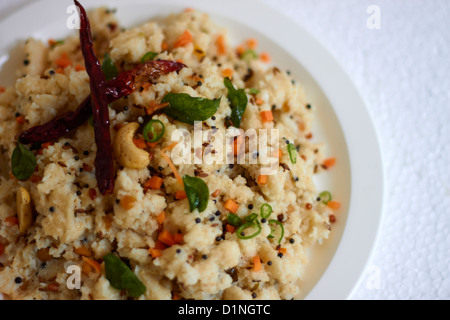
[47,283,59,292]
[236,45,245,56]
[158,230,176,246]
[224,199,239,214]
[260,52,271,63]
[41,142,53,149]
[147,142,158,148]
[211,189,221,197]
[146,176,164,190]
[75,64,85,71]
[257,175,268,186]
[174,30,193,48]
[233,135,244,155]
[255,98,264,106]
[74,247,92,257]
[156,211,166,225]
[154,240,167,250]
[120,195,137,210]
[174,233,183,244]
[222,68,234,78]
[216,35,226,55]
[55,52,72,68]
[0,86,5,93]
[82,256,101,274]
[161,41,169,51]
[133,138,147,149]
[279,248,287,254]
[277,149,283,159]
[149,248,163,258]
[260,110,274,122]
[226,224,235,233]
[174,190,187,200]
[5,216,19,226]
[55,67,65,74]
[252,255,262,272]
[327,201,340,210]
[323,157,336,168]
[246,38,258,50]
[15,115,26,124]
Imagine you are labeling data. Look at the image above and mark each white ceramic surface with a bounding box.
[0,0,384,299]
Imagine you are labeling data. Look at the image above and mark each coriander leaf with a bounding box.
[183,175,209,212]
[104,253,146,298]
[161,93,220,125]
[141,51,158,62]
[224,77,247,128]
[11,143,37,181]
[101,53,118,81]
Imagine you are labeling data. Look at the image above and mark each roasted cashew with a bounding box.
[16,187,32,234]
[113,122,150,169]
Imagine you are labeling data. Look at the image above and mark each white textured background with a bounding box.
[1,0,449,300]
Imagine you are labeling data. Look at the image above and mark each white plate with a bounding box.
[0,0,384,300]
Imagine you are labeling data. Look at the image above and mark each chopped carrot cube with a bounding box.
[257,175,268,186]
[5,216,19,226]
[246,38,258,50]
[252,255,262,272]
[260,52,271,63]
[174,30,193,48]
[327,201,340,210]
[174,233,184,244]
[216,34,226,55]
[146,176,164,190]
[222,68,234,78]
[174,190,187,200]
[260,110,274,122]
[147,142,158,148]
[279,248,287,254]
[120,195,136,210]
[161,41,169,51]
[75,64,85,71]
[277,149,283,159]
[323,157,336,168]
[255,98,264,106]
[158,230,176,246]
[55,52,72,68]
[211,189,221,197]
[149,248,163,258]
[133,138,147,149]
[224,199,239,214]
[156,211,166,225]
[74,247,92,257]
[154,240,167,250]
[226,224,235,233]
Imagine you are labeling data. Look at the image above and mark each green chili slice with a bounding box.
[227,213,243,227]
[143,119,165,143]
[319,191,332,204]
[244,213,258,223]
[241,49,258,62]
[236,222,261,240]
[260,203,272,219]
[268,219,284,244]
[287,143,297,164]
[141,51,158,63]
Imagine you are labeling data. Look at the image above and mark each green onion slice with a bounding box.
[319,191,332,204]
[287,143,297,164]
[143,119,165,143]
[236,222,261,240]
[260,203,272,219]
[268,219,284,244]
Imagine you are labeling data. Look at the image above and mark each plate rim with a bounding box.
[0,0,384,300]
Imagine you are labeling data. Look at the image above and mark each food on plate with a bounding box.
[0,1,339,300]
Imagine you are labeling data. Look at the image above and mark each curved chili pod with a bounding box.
[76,0,114,195]
[18,60,185,145]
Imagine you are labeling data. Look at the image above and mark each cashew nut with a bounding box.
[113,122,150,169]
[16,187,32,234]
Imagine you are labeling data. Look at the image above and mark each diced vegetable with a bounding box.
[252,255,262,272]
[82,256,101,274]
[174,190,187,200]
[222,68,234,78]
[327,201,340,210]
[260,110,273,122]
[158,230,175,246]
[149,248,162,258]
[146,176,164,190]
[216,35,226,55]
[257,175,268,186]
[174,30,193,48]
[224,199,239,214]
[156,211,166,225]
[323,157,336,168]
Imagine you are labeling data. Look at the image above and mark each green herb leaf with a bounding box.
[141,52,158,62]
[183,175,209,212]
[224,77,248,128]
[161,93,220,125]
[287,143,297,164]
[236,222,262,240]
[227,213,243,227]
[104,253,146,298]
[101,53,118,81]
[11,143,37,181]
[143,119,165,143]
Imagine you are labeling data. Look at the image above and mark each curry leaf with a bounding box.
[161,93,220,125]
[183,175,209,212]
[101,53,118,81]
[104,253,146,298]
[11,143,37,181]
[224,77,247,128]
